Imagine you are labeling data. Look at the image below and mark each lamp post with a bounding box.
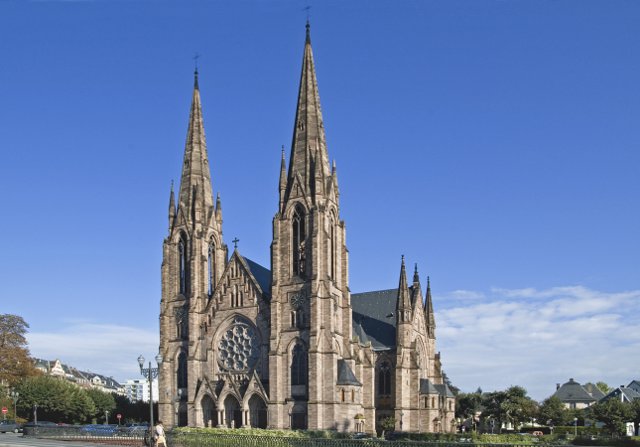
[10,391,19,420]
[33,403,38,425]
[574,417,578,437]
[138,353,163,442]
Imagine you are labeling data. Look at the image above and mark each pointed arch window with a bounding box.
[291,342,308,387]
[207,241,215,296]
[179,237,188,295]
[177,351,188,389]
[377,360,392,396]
[292,205,306,277]
[329,218,336,280]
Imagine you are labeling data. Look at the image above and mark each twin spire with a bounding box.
[173,23,331,226]
[284,21,332,204]
[169,67,218,230]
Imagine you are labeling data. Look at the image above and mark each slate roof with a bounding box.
[336,359,362,386]
[350,288,399,350]
[242,256,272,298]
[627,380,640,394]
[601,386,640,403]
[435,383,456,398]
[583,383,606,400]
[552,378,597,403]
[420,378,440,395]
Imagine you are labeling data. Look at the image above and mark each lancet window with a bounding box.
[179,237,187,295]
[207,241,215,296]
[292,205,306,277]
[177,351,188,389]
[291,342,308,386]
[377,360,392,396]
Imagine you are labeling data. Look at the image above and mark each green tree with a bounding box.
[456,389,483,420]
[596,382,612,394]
[589,398,633,436]
[15,375,95,423]
[0,314,39,387]
[481,386,538,432]
[538,396,570,426]
[628,399,640,437]
[86,389,116,423]
[380,417,396,437]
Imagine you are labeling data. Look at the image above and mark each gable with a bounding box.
[210,252,270,311]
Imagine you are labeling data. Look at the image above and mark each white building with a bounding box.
[124,378,159,403]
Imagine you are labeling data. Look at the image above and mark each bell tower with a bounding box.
[159,70,227,427]
[268,22,354,430]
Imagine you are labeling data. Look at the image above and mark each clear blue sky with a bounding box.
[1,0,638,401]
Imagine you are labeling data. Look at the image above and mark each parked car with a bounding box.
[0,420,22,433]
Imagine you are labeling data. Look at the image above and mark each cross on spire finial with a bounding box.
[232,237,240,249]
[193,53,201,89]
[193,53,200,72]
[303,6,312,43]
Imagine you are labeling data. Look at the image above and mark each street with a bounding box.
[0,433,129,447]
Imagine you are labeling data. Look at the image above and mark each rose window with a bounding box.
[217,319,260,372]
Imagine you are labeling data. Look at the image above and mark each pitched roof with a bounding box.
[241,256,272,297]
[583,383,606,400]
[601,386,640,403]
[351,289,398,350]
[420,378,440,395]
[435,383,456,398]
[552,378,596,403]
[627,380,640,394]
[336,359,362,386]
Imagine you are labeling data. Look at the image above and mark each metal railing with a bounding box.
[23,424,146,445]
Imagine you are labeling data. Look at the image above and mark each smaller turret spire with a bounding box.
[168,180,176,232]
[279,146,287,211]
[425,276,436,337]
[396,256,411,320]
[413,263,420,285]
[215,192,222,222]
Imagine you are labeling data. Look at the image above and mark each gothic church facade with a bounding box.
[158,24,455,434]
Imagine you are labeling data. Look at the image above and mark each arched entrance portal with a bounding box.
[201,395,217,427]
[248,394,267,429]
[224,395,242,428]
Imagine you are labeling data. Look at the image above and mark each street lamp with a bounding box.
[138,353,163,440]
[10,391,19,420]
[574,417,578,437]
[33,403,38,425]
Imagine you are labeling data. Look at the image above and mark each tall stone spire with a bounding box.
[177,69,214,220]
[285,21,331,204]
[425,276,436,338]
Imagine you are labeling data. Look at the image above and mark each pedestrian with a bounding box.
[155,420,167,447]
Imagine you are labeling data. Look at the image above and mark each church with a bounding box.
[157,23,455,434]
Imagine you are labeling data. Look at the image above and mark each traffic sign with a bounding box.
[1,407,7,414]
[117,414,122,420]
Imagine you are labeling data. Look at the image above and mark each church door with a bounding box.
[224,395,242,428]
[201,395,216,427]
[248,394,268,429]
